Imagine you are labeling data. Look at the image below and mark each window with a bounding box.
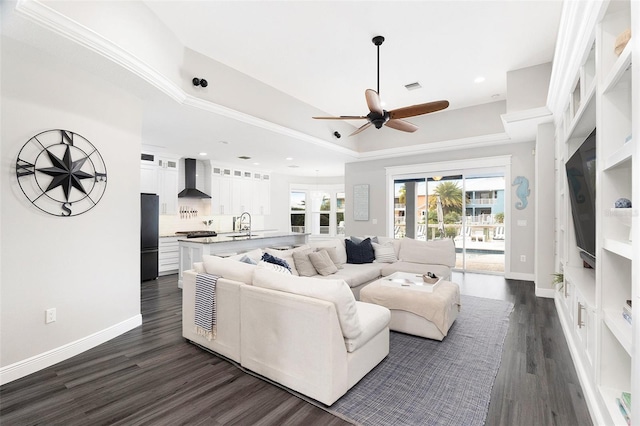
[290,191,306,233]
[289,185,344,236]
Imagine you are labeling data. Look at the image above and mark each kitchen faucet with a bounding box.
[239,211,251,236]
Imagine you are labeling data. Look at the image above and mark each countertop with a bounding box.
[160,229,278,238]
[177,231,309,244]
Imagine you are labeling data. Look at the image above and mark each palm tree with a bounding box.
[432,181,463,216]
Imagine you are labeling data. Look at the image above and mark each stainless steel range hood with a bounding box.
[178,158,211,199]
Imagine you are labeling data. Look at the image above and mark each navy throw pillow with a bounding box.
[345,238,375,264]
[261,252,291,272]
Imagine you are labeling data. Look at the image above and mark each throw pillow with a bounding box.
[372,242,398,263]
[318,246,344,269]
[309,249,338,276]
[292,248,318,277]
[265,245,310,276]
[345,237,375,264]
[239,255,257,265]
[257,261,292,275]
[261,252,291,272]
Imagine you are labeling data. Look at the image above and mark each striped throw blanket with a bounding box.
[195,273,219,341]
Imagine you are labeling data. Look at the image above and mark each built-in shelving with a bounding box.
[553,0,637,424]
[603,309,632,355]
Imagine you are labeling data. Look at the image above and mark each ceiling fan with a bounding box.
[313,36,449,136]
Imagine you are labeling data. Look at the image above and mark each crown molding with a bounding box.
[357,133,514,161]
[15,0,186,104]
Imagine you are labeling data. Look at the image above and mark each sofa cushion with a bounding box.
[192,261,206,274]
[292,248,317,277]
[398,237,456,267]
[308,239,347,266]
[345,238,375,264]
[372,242,398,263]
[344,301,390,352]
[309,249,338,276]
[239,255,258,265]
[202,255,256,283]
[265,245,310,276]
[252,268,362,339]
[318,246,344,269]
[317,263,382,288]
[380,261,451,280]
[350,235,378,244]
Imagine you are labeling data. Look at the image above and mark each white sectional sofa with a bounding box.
[182,261,390,405]
[306,236,456,299]
[181,236,455,405]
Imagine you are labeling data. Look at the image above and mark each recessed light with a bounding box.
[288,165,299,168]
[218,141,229,145]
[199,152,207,156]
[491,94,501,99]
[474,76,485,83]
[238,156,251,160]
[253,162,260,166]
[286,157,293,161]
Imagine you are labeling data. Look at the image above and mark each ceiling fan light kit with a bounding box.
[312,35,449,136]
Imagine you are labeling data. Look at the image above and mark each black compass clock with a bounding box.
[15,129,107,217]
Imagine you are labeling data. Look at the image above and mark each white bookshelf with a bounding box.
[553,0,637,424]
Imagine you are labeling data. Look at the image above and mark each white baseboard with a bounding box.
[535,287,556,298]
[0,314,142,386]
[504,271,535,281]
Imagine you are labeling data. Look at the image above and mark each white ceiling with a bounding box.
[5,1,564,177]
[145,1,562,118]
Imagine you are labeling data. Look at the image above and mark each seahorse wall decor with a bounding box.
[512,176,530,210]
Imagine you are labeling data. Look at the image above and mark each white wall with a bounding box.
[535,122,556,295]
[344,141,537,278]
[506,62,552,113]
[1,36,142,380]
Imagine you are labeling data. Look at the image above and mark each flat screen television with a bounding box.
[565,128,596,269]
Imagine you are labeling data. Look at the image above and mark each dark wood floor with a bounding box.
[0,272,592,425]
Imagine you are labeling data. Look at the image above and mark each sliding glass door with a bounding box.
[392,169,506,274]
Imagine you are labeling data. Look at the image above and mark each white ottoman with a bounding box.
[360,272,460,340]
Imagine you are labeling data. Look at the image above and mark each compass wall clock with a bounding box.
[15,129,107,217]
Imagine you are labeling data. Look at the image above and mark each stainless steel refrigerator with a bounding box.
[141,193,159,281]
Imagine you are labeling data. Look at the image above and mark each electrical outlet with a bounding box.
[520,255,526,262]
[45,308,56,324]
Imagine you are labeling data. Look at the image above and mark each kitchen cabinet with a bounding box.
[159,236,179,275]
[157,157,178,215]
[210,165,270,215]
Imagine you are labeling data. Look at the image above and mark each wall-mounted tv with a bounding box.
[565,129,596,269]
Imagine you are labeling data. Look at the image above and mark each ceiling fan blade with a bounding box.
[350,122,372,136]
[389,100,449,119]
[385,119,418,133]
[312,115,367,120]
[365,89,383,115]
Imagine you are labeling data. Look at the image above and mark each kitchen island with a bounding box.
[177,232,308,287]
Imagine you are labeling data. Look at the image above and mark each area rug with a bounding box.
[328,294,514,426]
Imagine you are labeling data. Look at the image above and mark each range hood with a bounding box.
[178,158,211,199]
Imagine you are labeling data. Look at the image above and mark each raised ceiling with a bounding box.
[145,1,562,119]
[5,1,563,176]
